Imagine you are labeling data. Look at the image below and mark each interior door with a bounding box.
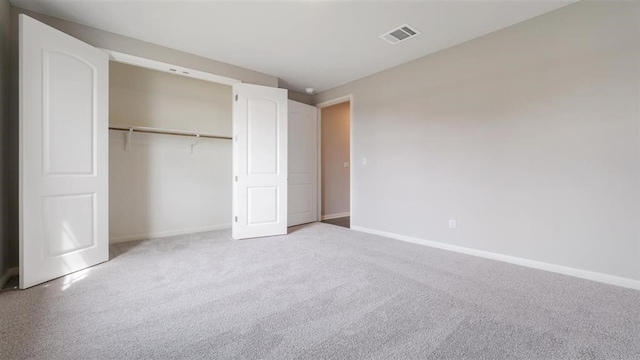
[20,15,109,288]
[232,84,288,239]
[288,100,318,226]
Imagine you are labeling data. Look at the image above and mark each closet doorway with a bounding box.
[107,61,234,243]
[105,55,290,242]
[317,97,352,229]
[19,14,288,288]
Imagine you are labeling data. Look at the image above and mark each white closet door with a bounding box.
[20,15,109,289]
[232,84,288,239]
[287,100,318,227]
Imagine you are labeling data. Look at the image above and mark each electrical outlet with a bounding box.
[344,162,349,168]
[362,157,368,165]
[448,219,457,229]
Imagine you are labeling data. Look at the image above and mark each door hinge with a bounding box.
[235,94,238,101]
[235,176,238,182]
[235,216,238,222]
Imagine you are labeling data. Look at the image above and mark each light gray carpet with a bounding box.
[1,223,639,359]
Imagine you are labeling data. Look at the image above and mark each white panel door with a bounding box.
[232,84,288,239]
[20,15,109,288]
[288,100,318,227]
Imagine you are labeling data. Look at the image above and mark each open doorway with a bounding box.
[107,60,234,243]
[319,100,351,228]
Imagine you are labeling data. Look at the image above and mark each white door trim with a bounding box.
[100,49,242,86]
[315,95,354,227]
[316,95,352,109]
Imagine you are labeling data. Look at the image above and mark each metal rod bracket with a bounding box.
[190,134,200,154]
[125,128,133,151]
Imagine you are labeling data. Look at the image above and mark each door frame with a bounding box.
[100,50,294,241]
[315,94,354,225]
[100,49,241,86]
[101,49,242,240]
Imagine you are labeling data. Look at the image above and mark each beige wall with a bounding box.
[110,62,232,135]
[321,102,350,217]
[314,1,640,282]
[0,0,9,278]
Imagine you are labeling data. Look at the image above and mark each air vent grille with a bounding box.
[380,24,421,45]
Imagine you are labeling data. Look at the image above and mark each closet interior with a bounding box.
[108,61,233,243]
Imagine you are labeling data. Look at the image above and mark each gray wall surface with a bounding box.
[314,1,640,281]
[0,0,9,278]
[321,102,351,217]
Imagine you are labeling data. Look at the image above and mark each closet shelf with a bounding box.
[109,125,232,140]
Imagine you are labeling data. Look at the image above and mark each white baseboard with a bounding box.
[110,224,232,243]
[322,212,350,221]
[351,225,640,291]
[0,267,19,289]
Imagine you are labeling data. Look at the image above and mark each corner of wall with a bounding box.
[286,89,312,105]
[0,0,12,278]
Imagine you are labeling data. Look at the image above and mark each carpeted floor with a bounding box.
[1,222,639,359]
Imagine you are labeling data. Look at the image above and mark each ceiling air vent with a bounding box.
[380,24,421,45]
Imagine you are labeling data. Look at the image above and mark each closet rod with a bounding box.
[109,125,232,140]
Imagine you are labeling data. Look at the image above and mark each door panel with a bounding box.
[233,84,288,239]
[287,100,318,227]
[43,194,96,257]
[248,98,278,174]
[44,51,95,175]
[20,15,108,288]
[248,187,279,224]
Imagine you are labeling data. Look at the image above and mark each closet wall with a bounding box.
[321,102,350,218]
[109,62,232,242]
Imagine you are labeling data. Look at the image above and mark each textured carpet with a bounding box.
[1,223,639,359]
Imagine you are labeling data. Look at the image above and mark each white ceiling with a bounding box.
[11,0,576,93]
